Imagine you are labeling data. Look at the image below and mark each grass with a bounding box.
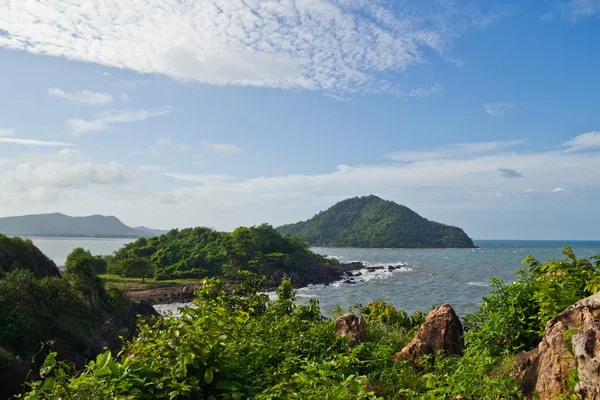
[100,274,202,291]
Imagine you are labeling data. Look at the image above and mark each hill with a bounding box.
[108,224,342,283]
[0,234,60,278]
[276,195,475,248]
[0,213,158,238]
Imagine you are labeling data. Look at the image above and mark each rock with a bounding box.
[334,314,367,347]
[521,292,600,400]
[366,267,377,273]
[344,280,356,285]
[392,304,463,366]
[572,322,600,398]
[388,266,396,271]
[355,271,363,276]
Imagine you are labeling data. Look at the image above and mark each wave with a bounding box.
[298,261,414,291]
[466,281,489,287]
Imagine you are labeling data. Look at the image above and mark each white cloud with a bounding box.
[0,1,503,96]
[147,137,194,155]
[0,149,132,204]
[202,141,244,155]
[163,173,240,185]
[68,107,172,135]
[484,102,515,117]
[386,139,526,162]
[0,129,16,137]
[553,187,565,193]
[547,0,600,22]
[48,88,114,106]
[120,93,130,102]
[148,146,600,221]
[0,138,75,146]
[409,83,444,98]
[563,131,600,152]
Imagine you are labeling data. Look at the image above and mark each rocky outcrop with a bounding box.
[126,284,200,304]
[521,292,600,400]
[572,322,600,398]
[334,314,367,347]
[392,304,463,366]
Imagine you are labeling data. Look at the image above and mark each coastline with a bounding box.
[123,261,408,305]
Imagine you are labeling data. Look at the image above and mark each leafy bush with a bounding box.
[0,245,131,360]
[20,247,600,400]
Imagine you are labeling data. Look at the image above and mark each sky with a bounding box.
[0,0,599,240]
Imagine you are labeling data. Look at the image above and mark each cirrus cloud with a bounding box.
[48,88,114,106]
[68,107,173,135]
[0,0,503,96]
[202,141,244,155]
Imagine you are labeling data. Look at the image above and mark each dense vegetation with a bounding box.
[276,195,475,248]
[22,246,600,399]
[108,224,337,281]
[0,234,60,279]
[0,242,129,362]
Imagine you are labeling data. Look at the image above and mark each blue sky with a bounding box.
[0,0,599,240]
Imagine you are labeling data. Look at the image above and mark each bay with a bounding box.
[27,237,600,317]
[27,236,136,266]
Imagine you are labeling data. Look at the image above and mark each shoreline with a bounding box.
[124,261,408,305]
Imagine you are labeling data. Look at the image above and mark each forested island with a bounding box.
[2,231,600,399]
[277,195,475,248]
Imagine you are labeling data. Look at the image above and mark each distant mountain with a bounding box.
[276,195,475,248]
[133,226,170,236]
[0,213,163,238]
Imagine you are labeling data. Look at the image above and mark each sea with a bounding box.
[29,237,600,317]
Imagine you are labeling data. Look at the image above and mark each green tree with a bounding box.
[66,247,107,275]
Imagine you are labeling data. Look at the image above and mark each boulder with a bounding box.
[392,304,463,366]
[521,292,600,400]
[572,322,600,398]
[334,314,367,347]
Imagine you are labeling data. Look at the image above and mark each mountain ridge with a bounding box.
[276,195,475,248]
[0,213,162,238]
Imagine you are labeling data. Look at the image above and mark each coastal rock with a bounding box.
[334,314,367,347]
[521,292,600,400]
[392,304,463,366]
[572,322,600,398]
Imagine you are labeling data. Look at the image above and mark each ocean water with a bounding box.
[28,237,600,316]
[301,240,600,316]
[28,237,136,266]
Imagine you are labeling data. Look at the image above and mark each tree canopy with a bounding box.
[0,234,60,279]
[108,224,334,280]
[277,195,475,248]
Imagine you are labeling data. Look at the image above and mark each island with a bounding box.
[276,195,475,248]
[0,212,167,238]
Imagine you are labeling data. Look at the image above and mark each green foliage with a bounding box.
[276,195,475,248]
[66,247,108,275]
[109,224,333,281]
[0,243,130,360]
[465,246,600,356]
[0,234,60,278]
[19,246,600,400]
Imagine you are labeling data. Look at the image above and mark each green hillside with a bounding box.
[276,195,475,248]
